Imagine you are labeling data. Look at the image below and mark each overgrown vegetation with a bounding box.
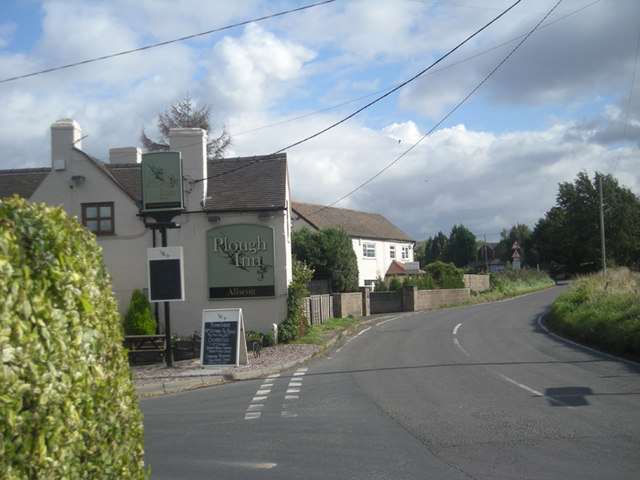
[489,268,556,297]
[548,268,640,359]
[381,261,464,291]
[123,289,156,335]
[0,197,147,479]
[279,257,314,343]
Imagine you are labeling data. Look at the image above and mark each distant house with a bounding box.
[291,201,415,289]
[470,242,506,273]
[0,119,293,335]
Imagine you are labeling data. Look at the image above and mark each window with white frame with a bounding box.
[389,245,396,259]
[363,243,376,258]
[401,245,410,260]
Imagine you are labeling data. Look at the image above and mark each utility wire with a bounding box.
[271,0,524,154]
[310,0,565,217]
[193,0,525,185]
[0,0,335,84]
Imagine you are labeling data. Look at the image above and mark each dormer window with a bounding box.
[82,202,114,235]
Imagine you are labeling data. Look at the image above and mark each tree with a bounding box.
[141,96,231,160]
[292,227,359,292]
[443,224,477,268]
[531,171,640,274]
[123,289,156,335]
[416,231,449,267]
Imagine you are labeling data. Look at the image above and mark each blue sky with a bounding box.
[1,0,638,242]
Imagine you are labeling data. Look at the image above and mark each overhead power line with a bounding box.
[310,0,565,217]
[0,0,335,84]
[192,0,526,186]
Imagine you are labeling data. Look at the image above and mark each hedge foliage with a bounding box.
[0,197,147,479]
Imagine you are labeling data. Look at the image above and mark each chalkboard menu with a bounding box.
[200,309,247,367]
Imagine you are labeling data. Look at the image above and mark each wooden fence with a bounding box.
[302,294,334,325]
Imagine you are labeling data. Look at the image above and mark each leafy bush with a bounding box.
[0,197,147,479]
[388,275,403,291]
[373,275,387,291]
[123,289,156,335]
[424,261,464,289]
[279,257,314,343]
[403,274,436,290]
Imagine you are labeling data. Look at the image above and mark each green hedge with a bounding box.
[0,197,147,479]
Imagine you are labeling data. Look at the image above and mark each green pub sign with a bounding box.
[141,152,184,212]
[206,224,275,299]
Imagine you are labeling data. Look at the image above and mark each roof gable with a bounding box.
[292,201,414,243]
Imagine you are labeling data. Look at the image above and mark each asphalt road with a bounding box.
[140,286,640,479]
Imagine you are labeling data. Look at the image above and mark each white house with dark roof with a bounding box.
[0,119,293,335]
[291,201,415,288]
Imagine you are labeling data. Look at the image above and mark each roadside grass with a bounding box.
[297,316,362,345]
[547,267,640,360]
[463,269,556,305]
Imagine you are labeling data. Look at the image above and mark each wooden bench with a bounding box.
[124,335,167,364]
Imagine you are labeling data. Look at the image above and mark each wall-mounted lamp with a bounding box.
[71,175,85,185]
[258,213,274,221]
[207,215,220,223]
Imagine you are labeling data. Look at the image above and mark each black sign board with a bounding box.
[200,309,247,367]
[147,247,185,302]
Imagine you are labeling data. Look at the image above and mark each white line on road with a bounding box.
[453,338,469,357]
[453,323,462,335]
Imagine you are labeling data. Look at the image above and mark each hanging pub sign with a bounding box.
[206,224,275,300]
[147,246,185,302]
[140,152,184,212]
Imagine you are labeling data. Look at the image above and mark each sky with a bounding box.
[1,0,639,243]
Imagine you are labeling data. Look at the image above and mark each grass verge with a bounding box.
[547,267,640,360]
[297,316,362,345]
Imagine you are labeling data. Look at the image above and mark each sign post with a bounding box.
[511,241,521,272]
[140,152,185,366]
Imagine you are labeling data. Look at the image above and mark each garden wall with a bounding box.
[463,274,490,292]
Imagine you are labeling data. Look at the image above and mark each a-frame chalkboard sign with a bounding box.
[200,309,248,367]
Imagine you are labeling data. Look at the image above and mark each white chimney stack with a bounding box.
[169,128,208,211]
[109,147,141,164]
[51,119,82,170]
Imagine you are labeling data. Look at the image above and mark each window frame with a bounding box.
[363,242,376,259]
[389,245,396,259]
[82,202,115,236]
[401,245,410,260]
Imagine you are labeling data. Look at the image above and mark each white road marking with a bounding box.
[453,323,462,335]
[453,338,469,357]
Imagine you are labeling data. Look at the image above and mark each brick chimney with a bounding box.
[169,128,208,211]
[109,147,141,164]
[51,119,82,170]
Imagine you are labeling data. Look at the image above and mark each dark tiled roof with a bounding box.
[292,201,414,243]
[105,163,143,202]
[0,154,288,213]
[0,168,50,199]
[203,154,287,211]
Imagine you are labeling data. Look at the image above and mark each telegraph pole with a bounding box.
[599,174,607,278]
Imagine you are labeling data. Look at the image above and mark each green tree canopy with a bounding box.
[416,231,449,267]
[443,224,477,268]
[141,95,231,160]
[292,226,359,292]
[531,171,640,274]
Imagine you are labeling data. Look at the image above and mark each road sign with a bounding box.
[513,259,521,271]
[511,250,521,259]
[511,241,520,250]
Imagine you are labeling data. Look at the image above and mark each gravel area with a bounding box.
[132,343,322,387]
